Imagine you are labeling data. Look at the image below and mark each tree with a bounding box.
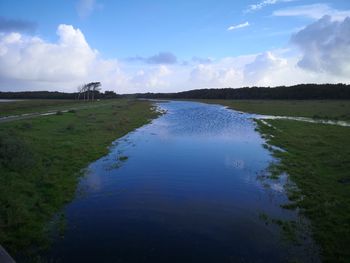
[90,82,101,101]
[77,82,102,101]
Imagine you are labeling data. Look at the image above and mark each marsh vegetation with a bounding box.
[210,99,350,262]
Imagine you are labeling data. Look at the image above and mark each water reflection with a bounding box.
[47,101,318,263]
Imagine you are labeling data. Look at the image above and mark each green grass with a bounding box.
[199,99,350,120]
[118,155,129,161]
[0,99,115,117]
[257,119,350,263]
[0,99,159,258]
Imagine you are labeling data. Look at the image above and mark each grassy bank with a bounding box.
[200,99,350,121]
[0,99,159,258]
[0,99,122,118]
[256,120,350,262]
[209,100,350,262]
[0,99,92,117]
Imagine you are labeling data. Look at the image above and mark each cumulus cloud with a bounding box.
[0,24,176,93]
[0,17,36,33]
[130,65,172,89]
[291,15,350,77]
[273,4,350,21]
[0,24,97,82]
[0,24,131,92]
[189,62,243,89]
[227,22,250,31]
[1,16,350,93]
[244,52,287,85]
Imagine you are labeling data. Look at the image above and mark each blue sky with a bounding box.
[0,0,350,93]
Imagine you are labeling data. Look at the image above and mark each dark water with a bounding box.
[47,101,317,262]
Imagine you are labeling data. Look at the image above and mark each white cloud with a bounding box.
[189,64,238,88]
[273,4,350,21]
[227,22,250,31]
[0,24,130,92]
[0,24,96,82]
[291,15,350,77]
[129,65,172,89]
[248,0,278,12]
[246,0,294,12]
[1,16,350,94]
[244,52,287,85]
[0,24,175,93]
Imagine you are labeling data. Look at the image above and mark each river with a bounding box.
[45,101,318,262]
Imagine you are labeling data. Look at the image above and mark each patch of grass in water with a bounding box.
[271,219,299,244]
[118,155,129,161]
[258,212,301,245]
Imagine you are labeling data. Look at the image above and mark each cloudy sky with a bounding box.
[0,0,350,93]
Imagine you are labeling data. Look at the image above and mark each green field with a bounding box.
[0,99,158,257]
[0,99,93,117]
[200,99,350,120]
[209,100,350,263]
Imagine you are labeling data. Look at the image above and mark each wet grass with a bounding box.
[118,155,129,161]
[256,119,350,263]
[204,99,350,262]
[0,99,159,259]
[200,99,350,120]
[258,212,299,244]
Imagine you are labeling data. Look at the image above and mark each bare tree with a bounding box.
[77,84,85,100]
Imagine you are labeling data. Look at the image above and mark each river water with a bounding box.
[46,101,318,262]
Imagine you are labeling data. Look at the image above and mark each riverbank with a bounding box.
[200,99,350,121]
[0,99,159,258]
[207,100,350,262]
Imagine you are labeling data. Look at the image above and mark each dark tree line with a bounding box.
[1,83,350,100]
[0,90,120,100]
[131,84,350,100]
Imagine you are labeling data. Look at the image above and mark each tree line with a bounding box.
[1,83,350,100]
[0,86,120,100]
[132,84,350,100]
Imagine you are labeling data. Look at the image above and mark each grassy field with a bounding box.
[209,100,350,263]
[200,99,350,120]
[0,99,109,117]
[0,99,159,258]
